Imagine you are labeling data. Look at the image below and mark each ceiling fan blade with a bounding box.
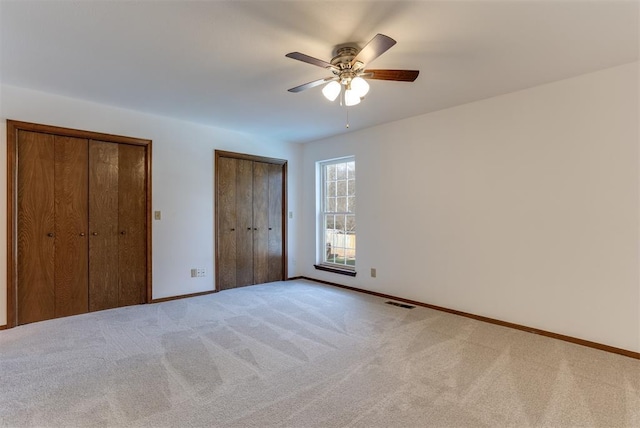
[351,34,396,67]
[364,69,419,82]
[288,77,338,93]
[286,52,337,70]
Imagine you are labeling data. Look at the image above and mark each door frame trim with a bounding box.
[214,150,288,291]
[6,120,153,328]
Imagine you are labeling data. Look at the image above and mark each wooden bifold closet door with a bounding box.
[216,151,286,291]
[8,120,152,327]
[89,141,147,311]
[17,131,89,324]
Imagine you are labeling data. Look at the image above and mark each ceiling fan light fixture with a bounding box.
[322,81,341,101]
[286,33,419,113]
[344,89,361,107]
[351,77,370,98]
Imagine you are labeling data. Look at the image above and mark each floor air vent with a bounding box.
[385,301,415,309]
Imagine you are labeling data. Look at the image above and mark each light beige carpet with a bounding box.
[0,279,638,427]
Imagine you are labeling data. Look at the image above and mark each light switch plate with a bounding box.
[154,211,161,220]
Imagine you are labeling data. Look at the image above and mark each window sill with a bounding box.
[314,264,357,277]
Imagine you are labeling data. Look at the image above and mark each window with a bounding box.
[319,157,355,270]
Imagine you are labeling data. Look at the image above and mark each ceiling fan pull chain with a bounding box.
[346,106,350,129]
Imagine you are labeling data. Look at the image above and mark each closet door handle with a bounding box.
[47,232,54,238]
[268,228,272,230]
[79,232,86,237]
[253,228,257,230]
[230,228,235,231]
[92,232,99,236]
[247,227,252,230]
[120,231,126,235]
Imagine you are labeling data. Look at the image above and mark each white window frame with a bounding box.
[317,156,356,270]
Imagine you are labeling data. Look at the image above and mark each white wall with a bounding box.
[301,62,640,353]
[0,84,302,326]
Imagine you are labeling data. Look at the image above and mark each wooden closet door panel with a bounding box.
[89,140,119,311]
[252,162,270,284]
[267,163,284,283]
[236,159,254,287]
[54,136,89,317]
[217,157,238,290]
[17,131,56,325]
[118,144,147,306]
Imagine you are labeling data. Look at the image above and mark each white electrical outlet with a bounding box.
[191,268,206,278]
[371,268,377,278]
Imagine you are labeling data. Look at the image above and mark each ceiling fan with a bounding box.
[286,34,419,107]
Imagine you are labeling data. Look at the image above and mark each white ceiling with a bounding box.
[1,1,638,143]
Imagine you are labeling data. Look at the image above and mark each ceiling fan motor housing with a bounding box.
[330,47,365,85]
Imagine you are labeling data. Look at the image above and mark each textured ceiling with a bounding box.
[1,1,638,143]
